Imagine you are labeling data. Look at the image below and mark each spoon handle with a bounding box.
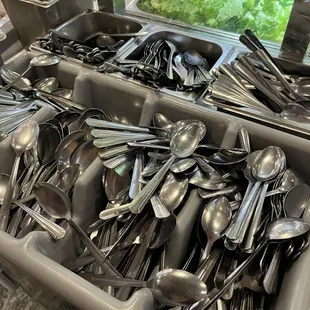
[103,152,135,169]
[94,135,159,148]
[129,152,144,200]
[150,195,170,218]
[238,128,251,153]
[0,156,21,231]
[127,142,170,150]
[14,202,66,240]
[265,188,282,197]
[166,44,174,80]
[68,218,122,277]
[99,204,130,220]
[195,248,222,282]
[129,155,176,214]
[242,182,270,251]
[200,241,213,263]
[225,181,261,241]
[1,66,32,92]
[80,273,146,287]
[38,91,87,111]
[244,29,278,67]
[190,241,267,310]
[116,218,158,301]
[86,119,151,133]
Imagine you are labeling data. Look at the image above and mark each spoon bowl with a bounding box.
[159,172,188,211]
[96,35,116,48]
[252,146,284,182]
[31,54,61,67]
[170,158,196,173]
[267,217,310,241]
[150,268,207,306]
[201,196,232,260]
[150,213,177,249]
[284,184,310,218]
[0,69,32,91]
[58,164,80,193]
[34,182,71,220]
[104,169,130,202]
[52,88,73,99]
[266,168,304,196]
[70,140,97,175]
[207,149,248,166]
[1,54,61,92]
[171,124,201,158]
[33,77,59,93]
[34,182,121,277]
[153,113,173,129]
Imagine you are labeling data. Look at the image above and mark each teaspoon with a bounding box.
[34,182,122,277]
[0,119,39,231]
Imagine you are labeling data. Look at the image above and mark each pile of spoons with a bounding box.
[0,108,115,241]
[109,40,212,92]
[56,112,310,309]
[207,29,310,125]
[36,29,142,65]
[0,53,86,140]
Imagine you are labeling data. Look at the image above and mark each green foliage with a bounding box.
[137,0,293,42]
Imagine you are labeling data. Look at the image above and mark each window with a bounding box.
[135,0,294,42]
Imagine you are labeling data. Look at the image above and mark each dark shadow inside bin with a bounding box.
[125,31,223,68]
[1,52,79,90]
[56,11,143,42]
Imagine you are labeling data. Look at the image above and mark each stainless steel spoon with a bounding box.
[14,201,66,240]
[189,169,226,190]
[226,147,285,243]
[34,182,122,277]
[104,169,130,203]
[81,268,207,307]
[266,168,304,197]
[52,88,73,100]
[1,54,61,92]
[284,184,310,218]
[200,196,232,261]
[159,172,188,212]
[0,119,39,231]
[170,158,196,173]
[153,113,173,129]
[33,77,59,93]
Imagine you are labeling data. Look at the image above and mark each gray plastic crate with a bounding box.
[0,51,309,310]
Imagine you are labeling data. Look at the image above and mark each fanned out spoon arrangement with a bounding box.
[47,112,309,309]
[206,29,310,125]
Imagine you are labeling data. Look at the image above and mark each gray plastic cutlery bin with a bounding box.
[0,51,309,310]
